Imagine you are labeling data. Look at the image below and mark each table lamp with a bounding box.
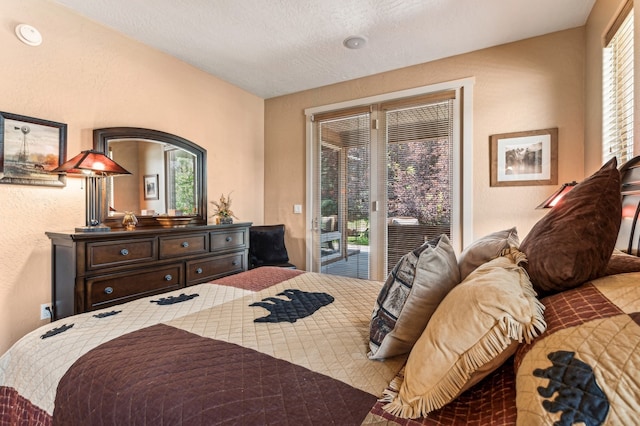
[51,149,131,232]
[536,181,578,209]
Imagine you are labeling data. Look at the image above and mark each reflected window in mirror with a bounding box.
[166,148,197,215]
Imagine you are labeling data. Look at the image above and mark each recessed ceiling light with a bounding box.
[15,24,42,46]
[343,36,367,50]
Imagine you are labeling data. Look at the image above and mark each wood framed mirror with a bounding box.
[94,127,207,228]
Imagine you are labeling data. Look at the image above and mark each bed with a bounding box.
[2,157,639,425]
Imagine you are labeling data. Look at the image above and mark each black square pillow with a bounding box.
[250,225,290,264]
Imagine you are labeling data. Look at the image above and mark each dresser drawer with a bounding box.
[159,233,208,259]
[210,229,247,253]
[85,264,184,310]
[47,223,251,320]
[87,238,156,270]
[186,252,246,285]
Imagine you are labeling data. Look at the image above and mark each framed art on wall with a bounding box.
[490,128,558,187]
[144,174,159,200]
[0,111,67,187]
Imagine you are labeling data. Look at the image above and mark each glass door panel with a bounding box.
[384,101,454,273]
[316,114,370,279]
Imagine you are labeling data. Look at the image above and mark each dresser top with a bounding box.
[46,222,253,241]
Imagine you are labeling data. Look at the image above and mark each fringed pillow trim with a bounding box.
[382,323,516,418]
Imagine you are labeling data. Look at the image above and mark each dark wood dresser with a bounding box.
[46,223,251,320]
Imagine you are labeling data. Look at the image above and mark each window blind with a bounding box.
[603,1,634,163]
[383,98,454,273]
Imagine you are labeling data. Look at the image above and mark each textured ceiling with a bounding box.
[51,0,595,99]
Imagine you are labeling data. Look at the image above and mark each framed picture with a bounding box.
[0,111,67,187]
[490,128,558,187]
[143,174,159,200]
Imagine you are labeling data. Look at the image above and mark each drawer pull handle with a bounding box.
[164,274,173,281]
[225,236,232,242]
[232,260,238,266]
[120,248,129,256]
[104,287,114,295]
[196,267,203,274]
[181,241,189,248]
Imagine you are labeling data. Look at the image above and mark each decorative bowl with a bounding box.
[155,216,194,228]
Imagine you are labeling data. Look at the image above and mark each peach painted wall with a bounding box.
[0,0,264,354]
[265,28,586,272]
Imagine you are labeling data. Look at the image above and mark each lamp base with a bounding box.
[75,225,111,233]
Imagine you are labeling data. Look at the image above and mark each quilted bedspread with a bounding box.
[2,267,637,425]
[514,272,640,425]
[1,268,406,425]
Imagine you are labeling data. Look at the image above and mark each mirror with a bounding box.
[94,127,207,228]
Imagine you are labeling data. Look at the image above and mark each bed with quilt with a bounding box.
[2,157,639,425]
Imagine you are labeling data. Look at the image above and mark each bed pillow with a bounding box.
[368,234,460,360]
[458,227,519,280]
[604,249,640,276]
[382,249,546,419]
[249,225,290,264]
[519,158,621,295]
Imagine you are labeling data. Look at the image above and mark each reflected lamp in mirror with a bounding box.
[51,150,131,232]
[536,181,578,209]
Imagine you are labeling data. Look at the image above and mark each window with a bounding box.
[603,0,634,163]
[165,148,196,214]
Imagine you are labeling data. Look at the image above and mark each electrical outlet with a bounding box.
[40,303,52,320]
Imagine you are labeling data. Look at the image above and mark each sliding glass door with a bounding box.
[309,91,458,280]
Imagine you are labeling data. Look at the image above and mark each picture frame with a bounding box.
[0,111,67,187]
[490,128,558,187]
[143,174,159,200]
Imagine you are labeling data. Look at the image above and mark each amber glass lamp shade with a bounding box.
[51,150,131,232]
[51,150,130,176]
[536,181,578,209]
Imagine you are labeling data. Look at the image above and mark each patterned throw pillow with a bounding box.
[382,249,546,419]
[368,234,460,360]
[520,158,621,295]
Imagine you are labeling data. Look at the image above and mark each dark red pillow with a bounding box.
[520,158,621,295]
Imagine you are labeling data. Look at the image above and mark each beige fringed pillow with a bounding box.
[383,249,546,419]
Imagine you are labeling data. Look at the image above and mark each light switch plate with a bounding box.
[293,204,302,214]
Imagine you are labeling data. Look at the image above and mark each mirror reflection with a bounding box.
[108,139,197,216]
[94,128,207,228]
